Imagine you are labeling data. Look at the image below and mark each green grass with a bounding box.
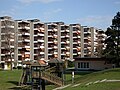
[0,68,120,90]
[62,68,120,90]
[0,70,22,90]
[64,82,120,90]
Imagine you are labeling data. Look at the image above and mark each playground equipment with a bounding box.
[19,60,64,90]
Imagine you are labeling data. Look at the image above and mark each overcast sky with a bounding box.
[0,0,120,30]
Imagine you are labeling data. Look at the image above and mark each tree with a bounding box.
[103,12,120,67]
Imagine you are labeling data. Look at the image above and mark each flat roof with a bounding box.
[74,57,106,61]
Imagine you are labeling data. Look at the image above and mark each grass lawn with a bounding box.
[62,68,120,90]
[63,82,120,90]
[0,70,22,90]
[0,68,120,90]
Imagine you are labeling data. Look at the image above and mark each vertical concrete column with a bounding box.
[14,21,18,64]
[69,26,73,60]
[44,24,48,60]
[81,27,84,57]
[30,22,34,60]
[58,25,61,60]
[90,27,95,57]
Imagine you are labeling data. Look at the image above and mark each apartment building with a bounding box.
[0,16,106,70]
[0,16,15,70]
[74,27,107,70]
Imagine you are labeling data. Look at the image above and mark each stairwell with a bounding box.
[41,71,63,86]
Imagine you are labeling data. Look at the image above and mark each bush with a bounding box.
[17,66,22,69]
[13,67,17,69]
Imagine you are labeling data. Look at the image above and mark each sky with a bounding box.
[0,0,120,30]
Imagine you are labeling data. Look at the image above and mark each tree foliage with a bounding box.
[103,12,120,67]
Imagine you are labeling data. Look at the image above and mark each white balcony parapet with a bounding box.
[61,36,65,38]
[61,53,66,55]
[48,47,52,49]
[73,48,77,49]
[48,41,53,43]
[38,33,44,36]
[66,29,69,32]
[66,35,69,38]
[54,52,58,54]
[61,48,66,49]
[40,52,44,54]
[73,42,78,44]
[66,41,70,44]
[66,52,70,54]
[24,33,30,36]
[38,39,44,42]
[73,37,77,39]
[61,42,65,44]
[25,58,30,61]
[10,46,14,48]
[48,35,53,37]
[40,46,44,48]
[25,46,30,48]
[1,54,5,56]
[54,46,58,49]
[53,28,57,31]
[25,52,30,54]
[78,52,81,54]
[48,53,52,55]
[18,54,22,56]
[77,36,81,38]
[48,29,52,31]
[25,26,30,30]
[73,53,77,55]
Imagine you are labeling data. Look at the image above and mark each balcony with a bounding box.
[61,36,65,38]
[77,36,81,38]
[54,52,58,54]
[48,29,53,31]
[73,53,77,55]
[53,34,57,38]
[73,42,78,44]
[48,41,53,43]
[66,41,70,44]
[65,35,69,38]
[25,52,30,54]
[38,33,44,36]
[25,46,30,48]
[53,28,57,32]
[48,35,53,38]
[48,47,53,49]
[10,46,14,48]
[40,46,44,48]
[1,54,5,56]
[66,52,70,54]
[24,39,30,42]
[48,53,52,55]
[38,39,44,42]
[65,29,69,32]
[40,52,45,54]
[61,47,66,50]
[78,52,81,54]
[61,53,66,55]
[25,58,30,61]
[54,46,58,49]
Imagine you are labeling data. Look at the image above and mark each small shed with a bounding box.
[74,57,113,70]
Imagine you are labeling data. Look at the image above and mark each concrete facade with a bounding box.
[0,16,106,69]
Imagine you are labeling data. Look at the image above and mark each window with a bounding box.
[78,62,89,69]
